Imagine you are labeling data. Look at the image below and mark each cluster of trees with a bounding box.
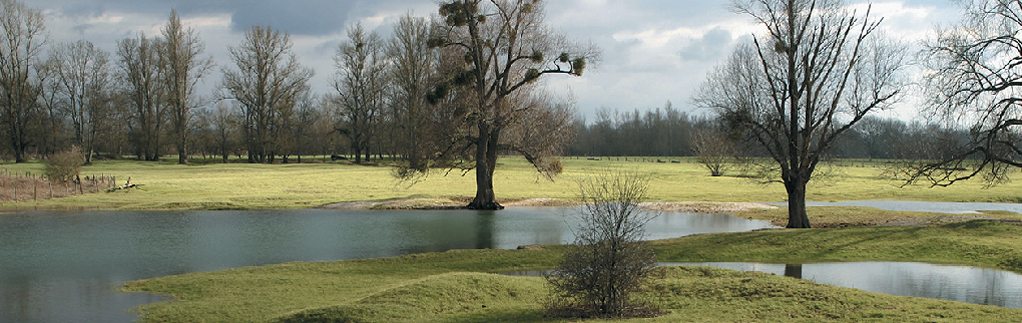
[0,0,593,209]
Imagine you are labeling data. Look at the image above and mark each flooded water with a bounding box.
[0,207,772,323]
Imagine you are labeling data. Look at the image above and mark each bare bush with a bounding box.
[546,170,663,318]
[45,146,85,183]
[691,128,736,176]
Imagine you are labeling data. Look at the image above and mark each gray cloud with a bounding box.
[229,0,354,35]
[678,27,732,61]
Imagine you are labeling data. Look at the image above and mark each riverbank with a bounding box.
[123,220,1022,323]
[3,157,1022,210]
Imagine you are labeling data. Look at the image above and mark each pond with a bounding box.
[0,207,773,323]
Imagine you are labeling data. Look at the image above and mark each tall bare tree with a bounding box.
[695,0,906,228]
[117,33,165,161]
[221,26,313,163]
[387,14,437,170]
[46,40,111,164]
[905,0,1022,187]
[334,23,386,164]
[160,9,213,164]
[0,0,46,162]
[426,0,598,210]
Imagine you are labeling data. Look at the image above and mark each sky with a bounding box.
[26,0,964,120]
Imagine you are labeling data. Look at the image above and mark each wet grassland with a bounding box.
[6,157,1022,322]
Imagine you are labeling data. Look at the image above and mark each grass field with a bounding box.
[1,156,1021,209]
[122,220,1022,323]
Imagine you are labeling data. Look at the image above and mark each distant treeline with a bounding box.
[568,103,966,161]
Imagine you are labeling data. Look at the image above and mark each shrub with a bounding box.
[545,170,663,318]
[45,147,85,183]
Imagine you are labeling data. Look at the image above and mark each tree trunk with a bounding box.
[468,123,503,210]
[178,143,188,164]
[785,179,811,228]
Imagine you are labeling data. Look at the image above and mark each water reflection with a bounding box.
[0,208,773,323]
[668,262,1022,309]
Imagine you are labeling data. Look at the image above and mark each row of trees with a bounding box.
[567,105,971,162]
[0,0,592,210]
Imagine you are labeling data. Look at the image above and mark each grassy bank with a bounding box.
[736,206,1022,227]
[124,220,1022,323]
[3,157,1022,209]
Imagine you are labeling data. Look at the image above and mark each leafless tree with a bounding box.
[695,0,906,228]
[905,0,1022,187]
[546,170,661,318]
[36,59,66,156]
[387,14,437,170]
[160,9,213,164]
[221,25,313,163]
[46,40,112,164]
[692,127,737,176]
[334,23,386,164]
[425,0,599,210]
[202,100,241,163]
[117,33,165,161]
[0,0,46,163]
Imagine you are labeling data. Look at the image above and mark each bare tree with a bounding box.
[387,14,437,170]
[695,0,906,228]
[221,26,313,163]
[36,59,66,156]
[0,0,46,162]
[692,127,736,176]
[425,0,598,210]
[334,23,386,164]
[160,9,213,165]
[117,33,165,161]
[546,170,661,318]
[905,0,1022,187]
[46,40,111,164]
[202,100,240,163]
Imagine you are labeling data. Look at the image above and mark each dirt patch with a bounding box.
[641,202,778,214]
[503,198,579,207]
[319,198,464,210]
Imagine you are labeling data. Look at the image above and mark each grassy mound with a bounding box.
[269,267,1022,323]
[272,273,547,323]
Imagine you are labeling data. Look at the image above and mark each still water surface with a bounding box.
[0,207,772,323]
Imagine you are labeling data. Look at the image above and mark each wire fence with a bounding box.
[0,171,117,203]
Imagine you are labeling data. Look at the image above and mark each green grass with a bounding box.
[653,220,1022,270]
[4,157,1022,209]
[738,206,1022,227]
[123,220,1022,323]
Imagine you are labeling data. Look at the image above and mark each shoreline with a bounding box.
[317,197,779,214]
